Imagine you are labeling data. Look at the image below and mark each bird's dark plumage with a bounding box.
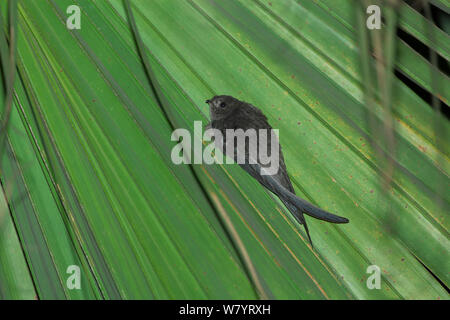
[206,95,349,247]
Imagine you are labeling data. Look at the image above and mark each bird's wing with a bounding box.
[240,163,349,224]
[275,146,296,193]
[237,104,295,192]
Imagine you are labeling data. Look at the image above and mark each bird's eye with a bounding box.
[219,102,226,108]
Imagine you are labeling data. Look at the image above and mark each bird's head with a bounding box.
[205,95,240,120]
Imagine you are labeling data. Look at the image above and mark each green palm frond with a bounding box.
[0,0,448,299]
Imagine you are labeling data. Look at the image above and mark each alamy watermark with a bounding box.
[366,5,381,30]
[66,5,81,30]
[366,265,381,289]
[171,121,280,175]
[66,265,81,290]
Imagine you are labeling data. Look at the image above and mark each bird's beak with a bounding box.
[205,99,210,104]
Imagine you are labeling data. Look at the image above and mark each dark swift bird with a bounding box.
[205,95,349,247]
